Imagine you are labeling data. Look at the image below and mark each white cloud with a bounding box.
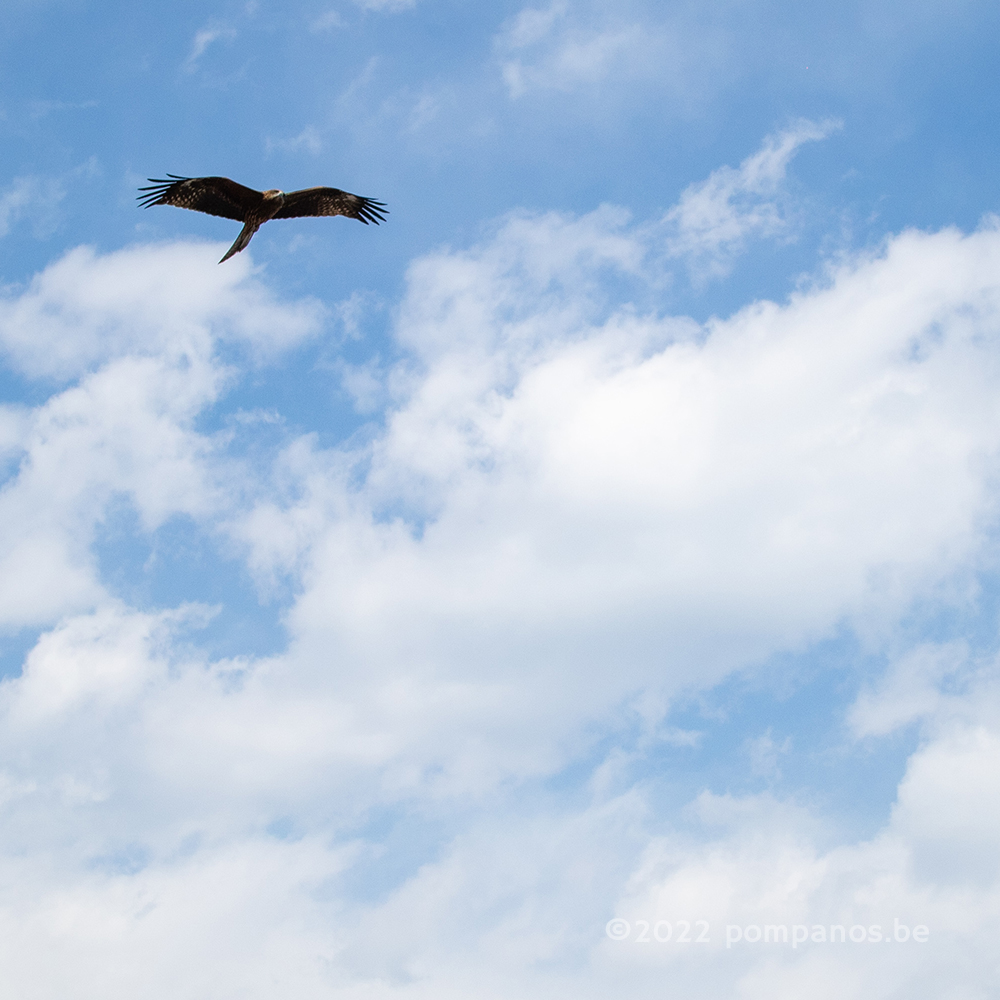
[493,0,971,111]
[261,210,1000,737]
[602,741,1000,997]
[506,0,567,48]
[494,0,769,107]
[497,3,655,99]
[265,124,324,154]
[0,242,324,627]
[351,0,416,12]
[221,203,1000,817]
[183,25,237,71]
[0,242,323,380]
[0,174,65,239]
[891,724,1000,885]
[309,9,344,31]
[0,829,353,999]
[849,641,970,737]
[661,119,842,279]
[746,729,792,778]
[27,98,99,119]
[405,91,443,133]
[4,156,1000,994]
[0,354,221,626]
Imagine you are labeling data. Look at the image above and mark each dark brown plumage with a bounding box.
[137,175,388,263]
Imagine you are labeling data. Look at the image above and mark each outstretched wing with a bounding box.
[273,187,388,225]
[137,175,263,222]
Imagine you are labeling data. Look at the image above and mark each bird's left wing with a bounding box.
[272,187,388,225]
[137,175,262,222]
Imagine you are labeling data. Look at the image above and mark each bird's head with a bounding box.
[263,189,285,201]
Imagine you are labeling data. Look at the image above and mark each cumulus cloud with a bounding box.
[3,157,1000,995]
[267,211,1000,719]
[0,357,217,626]
[602,741,1000,997]
[231,209,1000,992]
[0,242,323,628]
[0,241,323,380]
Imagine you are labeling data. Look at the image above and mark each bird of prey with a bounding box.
[137,174,388,263]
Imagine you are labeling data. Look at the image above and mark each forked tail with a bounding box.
[219,222,259,263]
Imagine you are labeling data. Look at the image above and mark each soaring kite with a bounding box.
[137,175,388,262]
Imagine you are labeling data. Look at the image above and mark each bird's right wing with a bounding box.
[273,187,388,225]
[137,175,262,222]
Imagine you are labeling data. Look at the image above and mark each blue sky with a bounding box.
[2,1,1000,997]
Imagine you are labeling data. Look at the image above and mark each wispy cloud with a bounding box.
[351,0,416,11]
[746,728,792,778]
[661,118,842,279]
[497,2,650,99]
[265,124,324,155]
[309,9,344,31]
[0,174,65,239]
[505,0,566,48]
[27,98,98,120]
[183,24,237,72]
[849,642,970,737]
